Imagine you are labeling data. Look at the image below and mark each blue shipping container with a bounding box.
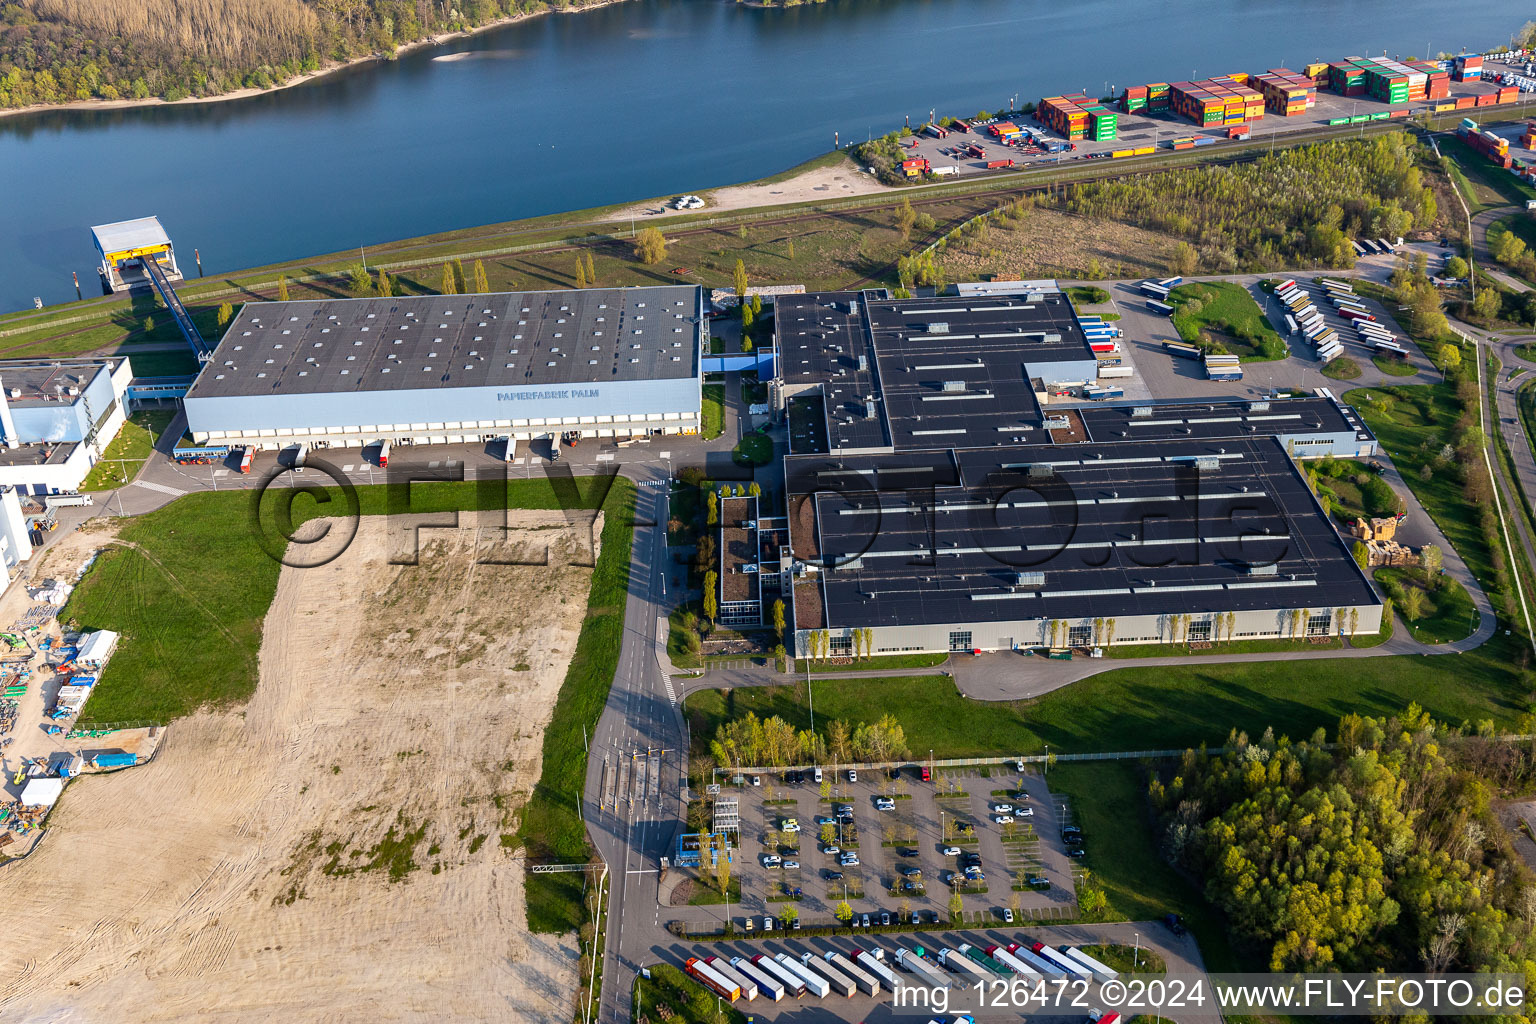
[94,753,138,768]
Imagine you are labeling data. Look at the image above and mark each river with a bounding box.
[0,0,1519,313]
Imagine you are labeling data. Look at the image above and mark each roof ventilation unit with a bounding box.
[1194,457,1221,472]
[1247,563,1279,576]
[1248,401,1271,412]
[1131,406,1154,418]
[1027,464,1055,479]
[941,380,966,392]
[1013,571,1045,588]
[927,322,950,334]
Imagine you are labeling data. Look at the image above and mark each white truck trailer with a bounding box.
[1029,942,1093,979]
[753,954,806,998]
[987,944,1041,977]
[776,953,830,998]
[853,949,901,991]
[1009,943,1067,975]
[1061,945,1118,982]
[731,956,784,1001]
[939,948,990,980]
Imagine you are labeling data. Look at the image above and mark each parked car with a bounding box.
[785,770,801,784]
[1067,848,1087,859]
[901,865,922,877]
[848,769,858,783]
[813,767,824,783]
[994,815,1014,825]
[763,915,775,930]
[1017,807,1034,817]
[888,767,900,780]
[815,815,835,826]
[1027,875,1052,891]
[875,797,896,811]
[840,853,861,866]
[920,765,932,781]
[783,859,799,870]
[793,916,802,929]
[825,870,844,880]
[781,818,800,833]
[822,845,841,855]
[993,804,1014,814]
[899,847,919,858]
[912,911,922,925]
[762,854,782,867]
[750,774,761,787]
[880,911,891,926]
[1003,908,1015,923]
[1165,913,1186,935]
[942,846,962,857]
[861,913,871,928]
[902,880,923,893]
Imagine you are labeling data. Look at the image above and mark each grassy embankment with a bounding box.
[1437,134,1536,213]
[78,410,176,491]
[63,473,634,933]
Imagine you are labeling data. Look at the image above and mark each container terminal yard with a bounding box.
[895,49,1535,180]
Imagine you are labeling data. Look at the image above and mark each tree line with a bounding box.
[707,710,910,770]
[1151,706,1536,973]
[1050,133,1438,275]
[0,0,618,108]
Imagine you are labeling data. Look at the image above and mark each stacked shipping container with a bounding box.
[1038,94,1119,141]
[1327,57,1448,103]
[1453,54,1484,81]
[1458,120,1512,168]
[1168,75,1264,127]
[1253,68,1317,116]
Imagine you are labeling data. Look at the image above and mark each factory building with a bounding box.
[777,286,1384,656]
[0,358,133,496]
[183,286,706,450]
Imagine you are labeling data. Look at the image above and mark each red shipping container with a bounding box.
[1390,108,1410,117]
[1457,96,1477,109]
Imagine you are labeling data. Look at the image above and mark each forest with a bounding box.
[0,0,614,108]
[1049,133,1440,274]
[1151,706,1536,975]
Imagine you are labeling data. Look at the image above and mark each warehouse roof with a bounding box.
[775,291,891,451]
[91,217,171,256]
[785,436,1377,628]
[1074,395,1372,446]
[187,286,704,400]
[0,360,111,408]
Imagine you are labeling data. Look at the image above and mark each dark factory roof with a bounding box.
[784,436,1378,628]
[186,286,703,400]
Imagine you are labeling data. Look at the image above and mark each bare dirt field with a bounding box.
[0,513,599,1023]
[939,206,1181,281]
[609,158,891,221]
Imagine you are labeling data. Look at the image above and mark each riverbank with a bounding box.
[0,0,633,122]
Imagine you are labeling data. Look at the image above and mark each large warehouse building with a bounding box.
[184,285,706,449]
[775,286,1385,656]
[0,358,133,496]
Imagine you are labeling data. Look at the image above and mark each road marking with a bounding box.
[595,453,615,462]
[663,678,677,706]
[659,451,670,459]
[342,464,355,472]
[428,460,441,468]
[213,469,230,477]
[132,480,187,496]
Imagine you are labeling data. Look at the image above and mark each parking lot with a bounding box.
[724,766,1082,932]
[897,77,1518,183]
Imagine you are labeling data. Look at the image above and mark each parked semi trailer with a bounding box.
[239,446,254,473]
[1061,945,1119,981]
[753,954,806,998]
[1030,942,1093,979]
[776,953,829,998]
[731,956,785,1001]
[1009,943,1066,975]
[987,944,1041,977]
[940,948,990,980]
[825,950,880,995]
[706,957,758,1001]
[685,957,741,1001]
[853,949,901,991]
[959,943,1010,975]
[803,952,857,997]
[897,947,950,987]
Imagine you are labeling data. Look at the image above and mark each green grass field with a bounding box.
[79,410,175,491]
[1047,763,1244,972]
[685,630,1527,762]
[1169,281,1286,361]
[1372,353,1418,376]
[1322,356,1362,380]
[1344,384,1502,594]
[702,383,724,440]
[1374,568,1477,644]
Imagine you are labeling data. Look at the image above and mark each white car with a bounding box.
[783,860,799,870]
[1018,807,1034,817]
[993,804,1014,814]
[1003,908,1015,923]
[875,797,895,811]
[840,853,861,866]
[823,845,841,855]
[848,769,858,783]
[781,819,800,833]
[994,815,1014,825]
[813,767,824,783]
[762,854,782,867]
[942,846,962,856]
